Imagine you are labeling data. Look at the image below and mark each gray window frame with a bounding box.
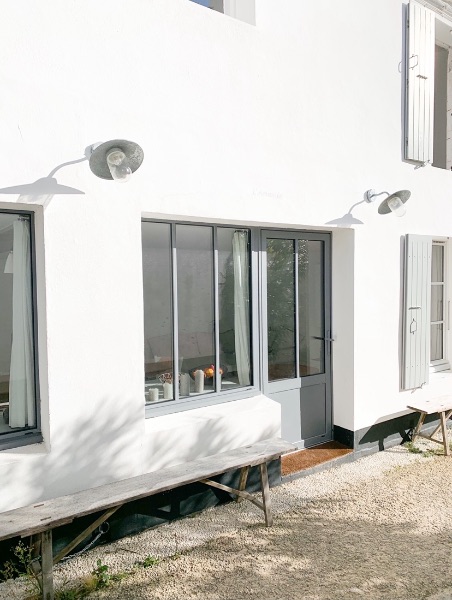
[143,220,260,418]
[0,209,42,450]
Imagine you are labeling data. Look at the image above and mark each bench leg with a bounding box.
[439,411,450,456]
[259,463,273,527]
[412,411,426,442]
[41,530,54,600]
[236,466,249,503]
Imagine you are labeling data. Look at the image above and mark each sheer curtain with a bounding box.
[9,218,35,428]
[232,230,251,386]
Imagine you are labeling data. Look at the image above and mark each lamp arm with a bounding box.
[365,190,390,203]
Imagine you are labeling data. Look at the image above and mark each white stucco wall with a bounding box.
[1,0,452,510]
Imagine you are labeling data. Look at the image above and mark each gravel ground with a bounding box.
[1,440,452,600]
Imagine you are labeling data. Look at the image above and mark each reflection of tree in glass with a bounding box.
[219,252,235,364]
[266,240,309,380]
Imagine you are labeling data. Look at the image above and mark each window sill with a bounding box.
[145,387,259,418]
[0,432,43,452]
[430,361,450,374]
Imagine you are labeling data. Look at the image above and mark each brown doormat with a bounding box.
[281,441,353,476]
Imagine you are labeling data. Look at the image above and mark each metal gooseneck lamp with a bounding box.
[365,189,411,217]
[88,140,144,182]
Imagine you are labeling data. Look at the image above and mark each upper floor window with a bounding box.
[142,222,253,408]
[0,211,39,448]
[405,0,452,169]
[189,0,255,25]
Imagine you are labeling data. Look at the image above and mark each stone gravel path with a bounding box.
[1,442,451,599]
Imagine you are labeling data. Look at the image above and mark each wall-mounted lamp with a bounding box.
[365,189,411,217]
[88,140,144,183]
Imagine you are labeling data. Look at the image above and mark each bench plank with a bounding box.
[407,396,452,415]
[0,438,294,541]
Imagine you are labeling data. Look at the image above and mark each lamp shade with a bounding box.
[89,140,144,181]
[378,190,411,215]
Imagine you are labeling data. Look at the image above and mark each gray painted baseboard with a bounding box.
[335,412,450,456]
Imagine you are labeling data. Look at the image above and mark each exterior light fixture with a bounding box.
[88,140,144,182]
[365,189,411,217]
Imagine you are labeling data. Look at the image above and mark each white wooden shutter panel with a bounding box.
[405,0,435,163]
[403,234,432,390]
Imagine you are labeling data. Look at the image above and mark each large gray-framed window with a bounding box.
[0,210,40,449]
[142,221,255,413]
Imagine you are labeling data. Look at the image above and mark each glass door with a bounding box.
[262,231,332,447]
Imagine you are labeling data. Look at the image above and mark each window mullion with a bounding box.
[294,238,300,379]
[171,223,180,402]
[213,226,220,393]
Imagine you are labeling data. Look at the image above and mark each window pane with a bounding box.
[431,245,444,283]
[0,214,36,435]
[299,240,325,376]
[176,225,215,397]
[142,222,174,403]
[431,285,443,322]
[267,239,296,381]
[218,228,252,390]
[431,324,443,361]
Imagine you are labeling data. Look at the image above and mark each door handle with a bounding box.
[312,336,335,342]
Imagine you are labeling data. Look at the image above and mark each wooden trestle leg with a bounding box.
[440,412,450,456]
[41,529,54,600]
[236,466,249,503]
[259,462,273,527]
[411,411,426,443]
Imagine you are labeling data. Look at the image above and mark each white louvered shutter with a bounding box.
[405,1,435,163]
[403,235,432,390]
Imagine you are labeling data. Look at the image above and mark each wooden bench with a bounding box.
[407,396,452,456]
[0,438,294,600]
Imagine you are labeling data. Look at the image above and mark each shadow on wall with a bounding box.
[356,412,441,453]
[0,156,86,207]
[0,398,142,511]
[0,396,280,558]
[144,398,280,471]
[325,197,368,227]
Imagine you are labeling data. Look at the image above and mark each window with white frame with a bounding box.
[189,0,256,25]
[0,211,39,448]
[402,235,450,390]
[142,221,253,408]
[405,0,452,169]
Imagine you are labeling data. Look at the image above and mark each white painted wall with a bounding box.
[1,0,452,509]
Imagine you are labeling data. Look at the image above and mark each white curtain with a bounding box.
[232,231,251,386]
[9,218,35,428]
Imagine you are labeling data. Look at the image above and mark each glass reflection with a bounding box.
[299,240,325,376]
[142,222,174,403]
[267,239,296,381]
[176,225,215,397]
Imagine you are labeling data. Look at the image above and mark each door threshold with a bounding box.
[281,441,353,480]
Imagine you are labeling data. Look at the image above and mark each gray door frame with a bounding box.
[260,230,332,448]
